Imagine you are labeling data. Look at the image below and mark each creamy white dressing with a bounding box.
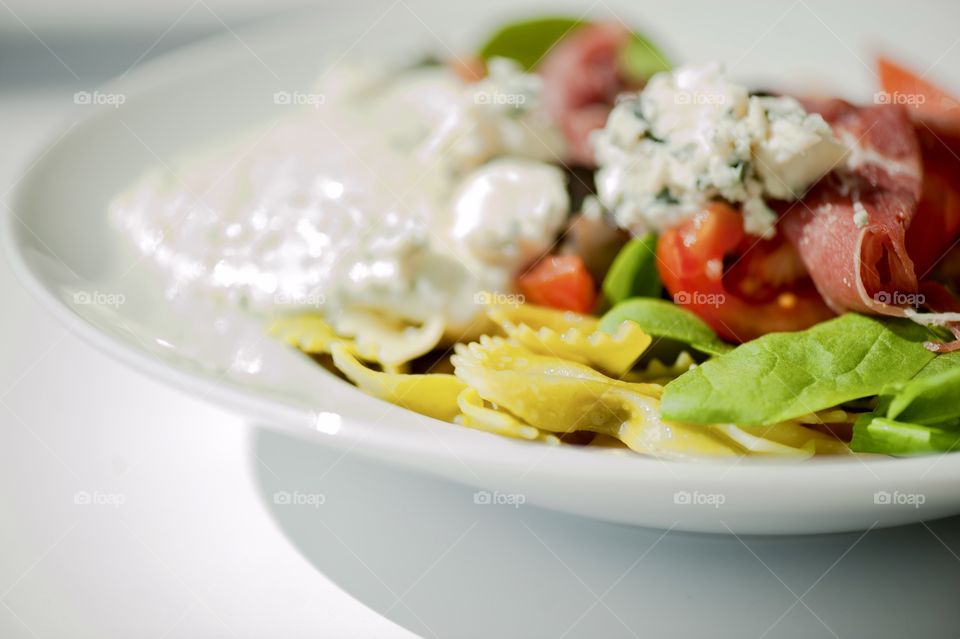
[592,63,848,237]
[112,60,568,333]
[450,158,569,269]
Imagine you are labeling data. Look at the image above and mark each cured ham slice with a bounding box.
[877,57,960,278]
[915,282,960,353]
[538,23,632,166]
[876,57,960,354]
[907,127,960,276]
[780,100,923,315]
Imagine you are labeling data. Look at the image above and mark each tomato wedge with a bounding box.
[518,255,597,313]
[877,56,960,131]
[656,203,834,342]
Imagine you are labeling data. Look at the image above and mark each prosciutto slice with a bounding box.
[538,23,632,166]
[907,125,960,277]
[780,100,923,315]
[876,55,960,278]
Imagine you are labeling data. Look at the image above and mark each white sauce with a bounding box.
[450,158,569,269]
[112,60,568,332]
[592,63,848,237]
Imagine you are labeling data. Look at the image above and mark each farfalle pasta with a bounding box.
[456,387,559,443]
[451,335,845,459]
[330,343,464,421]
[269,311,446,374]
[333,309,446,369]
[488,304,651,375]
[268,301,852,459]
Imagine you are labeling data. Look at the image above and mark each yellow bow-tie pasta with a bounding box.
[456,387,560,443]
[621,351,698,384]
[269,314,340,354]
[269,310,445,370]
[334,309,445,367]
[452,337,847,459]
[711,422,850,457]
[331,343,465,422]
[487,304,651,376]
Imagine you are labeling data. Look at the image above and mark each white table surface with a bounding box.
[4,88,960,639]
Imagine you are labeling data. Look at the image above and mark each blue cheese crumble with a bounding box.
[592,63,848,237]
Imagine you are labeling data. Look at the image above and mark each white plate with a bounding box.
[5,0,960,534]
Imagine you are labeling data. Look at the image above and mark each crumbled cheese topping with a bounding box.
[592,63,848,238]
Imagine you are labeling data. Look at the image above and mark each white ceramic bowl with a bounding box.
[5,0,960,534]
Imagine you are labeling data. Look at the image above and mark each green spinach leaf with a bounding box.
[883,365,960,426]
[600,298,731,356]
[601,233,660,304]
[661,314,940,426]
[911,348,960,380]
[850,415,960,455]
[849,352,960,454]
[479,16,670,77]
[619,32,672,82]
[479,17,585,71]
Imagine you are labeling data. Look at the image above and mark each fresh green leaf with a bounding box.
[911,349,960,380]
[601,233,660,304]
[619,33,672,82]
[479,16,671,78]
[661,314,940,426]
[479,17,586,71]
[872,350,960,419]
[883,366,960,426]
[600,298,732,356]
[850,414,960,455]
[849,351,960,455]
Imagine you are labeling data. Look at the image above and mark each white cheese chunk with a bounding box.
[750,96,847,199]
[592,63,847,238]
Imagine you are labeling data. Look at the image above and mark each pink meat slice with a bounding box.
[538,22,631,166]
[779,100,923,315]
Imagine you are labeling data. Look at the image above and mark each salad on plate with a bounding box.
[110,16,960,461]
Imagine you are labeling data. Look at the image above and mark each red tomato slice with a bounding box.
[656,203,834,342]
[518,255,597,313]
[877,56,960,127]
